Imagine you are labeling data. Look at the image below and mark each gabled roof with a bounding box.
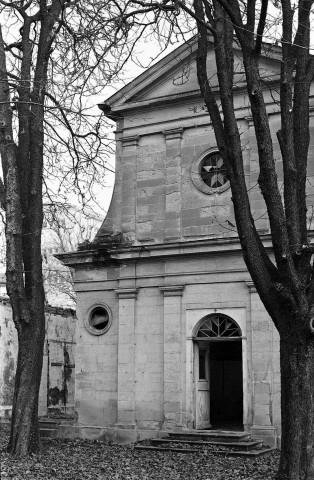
[99,35,282,120]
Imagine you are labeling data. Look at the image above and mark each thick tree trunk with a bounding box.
[7,305,45,456]
[276,332,314,480]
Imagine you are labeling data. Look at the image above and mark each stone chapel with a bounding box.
[58,36,314,447]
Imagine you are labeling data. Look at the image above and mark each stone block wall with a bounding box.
[0,298,76,419]
[73,247,281,446]
[75,289,118,426]
[95,109,295,246]
[248,284,281,446]
[135,287,164,430]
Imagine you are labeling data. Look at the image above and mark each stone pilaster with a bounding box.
[115,288,138,429]
[160,285,185,430]
[38,341,48,416]
[163,128,184,239]
[120,135,140,241]
[246,281,277,446]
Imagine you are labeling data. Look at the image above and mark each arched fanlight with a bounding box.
[196,314,241,338]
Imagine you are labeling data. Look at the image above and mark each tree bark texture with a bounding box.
[0,1,63,455]
[276,331,314,479]
[7,314,45,455]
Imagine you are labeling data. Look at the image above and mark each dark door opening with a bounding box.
[209,341,243,430]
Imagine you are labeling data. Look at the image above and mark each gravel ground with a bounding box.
[0,427,279,480]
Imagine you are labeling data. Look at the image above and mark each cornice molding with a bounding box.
[100,34,282,115]
[55,250,112,268]
[57,233,314,269]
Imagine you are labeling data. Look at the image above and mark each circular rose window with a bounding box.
[191,149,230,194]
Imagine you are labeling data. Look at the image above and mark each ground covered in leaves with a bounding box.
[1,427,279,480]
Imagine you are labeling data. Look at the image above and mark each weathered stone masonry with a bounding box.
[57,37,314,446]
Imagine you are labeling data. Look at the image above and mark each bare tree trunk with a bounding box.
[7,307,45,455]
[0,0,62,454]
[276,331,314,480]
[0,0,131,456]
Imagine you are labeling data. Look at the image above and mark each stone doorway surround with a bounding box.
[185,306,249,432]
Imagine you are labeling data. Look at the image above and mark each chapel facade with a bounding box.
[59,37,314,446]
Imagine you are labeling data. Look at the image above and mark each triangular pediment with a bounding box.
[100,36,281,117]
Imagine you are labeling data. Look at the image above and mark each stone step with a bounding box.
[167,431,250,443]
[40,427,58,439]
[214,447,276,457]
[134,430,275,457]
[134,443,274,457]
[39,419,59,438]
[39,419,59,428]
[151,438,262,451]
[134,445,199,453]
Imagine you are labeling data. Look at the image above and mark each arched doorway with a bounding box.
[193,313,243,430]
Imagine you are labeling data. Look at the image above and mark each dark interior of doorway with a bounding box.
[209,341,243,431]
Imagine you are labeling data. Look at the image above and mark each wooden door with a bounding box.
[195,347,211,429]
[210,341,243,425]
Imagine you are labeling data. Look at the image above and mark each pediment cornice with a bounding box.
[99,35,282,121]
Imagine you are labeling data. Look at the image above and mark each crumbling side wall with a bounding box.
[0,297,17,419]
[0,298,76,419]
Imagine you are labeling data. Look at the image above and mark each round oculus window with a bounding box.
[85,304,112,335]
[90,307,109,331]
[191,149,230,194]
